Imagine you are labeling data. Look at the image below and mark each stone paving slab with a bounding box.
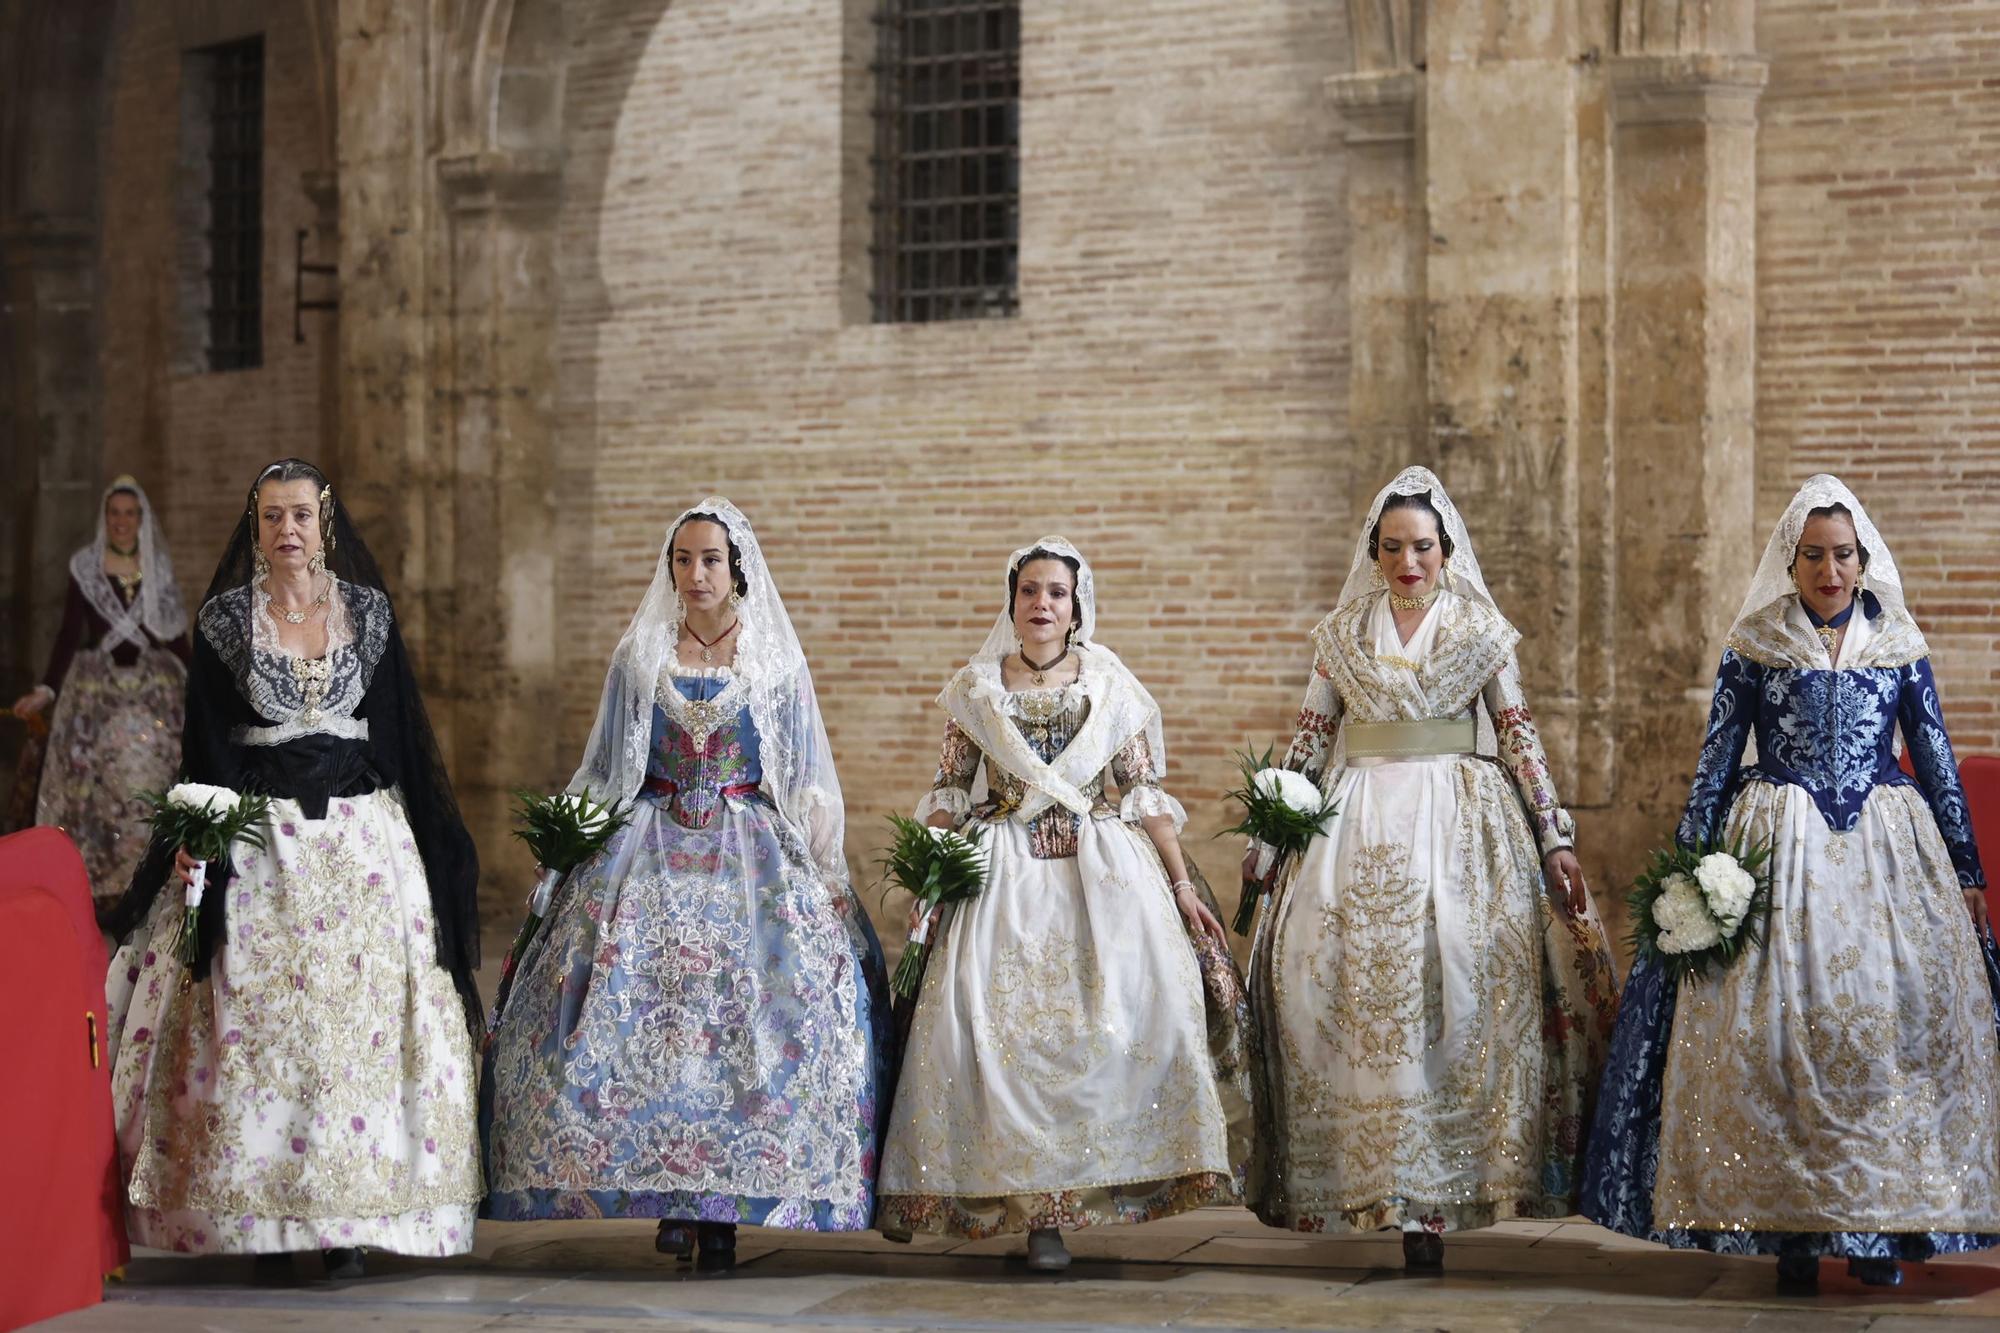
[32,1209,2000,1331]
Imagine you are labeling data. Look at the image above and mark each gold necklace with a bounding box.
[274,577,331,625]
[1388,587,1438,611]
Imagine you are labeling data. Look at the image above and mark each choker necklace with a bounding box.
[1802,596,1857,660]
[106,542,137,559]
[1020,646,1069,687]
[1388,587,1438,612]
[273,575,331,625]
[685,617,739,664]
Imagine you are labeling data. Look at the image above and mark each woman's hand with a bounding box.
[1965,888,1991,940]
[907,899,941,938]
[1176,884,1226,947]
[10,687,50,719]
[172,847,200,888]
[1543,848,1589,917]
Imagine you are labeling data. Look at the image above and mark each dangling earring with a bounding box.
[1370,567,1387,589]
[254,548,271,579]
[307,549,326,576]
[675,594,690,622]
[728,588,744,609]
[319,485,336,560]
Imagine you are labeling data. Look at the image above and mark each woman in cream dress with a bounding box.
[1582,474,2000,1288]
[1243,466,1618,1268]
[877,538,1252,1271]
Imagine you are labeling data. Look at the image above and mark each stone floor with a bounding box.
[34,1211,2000,1332]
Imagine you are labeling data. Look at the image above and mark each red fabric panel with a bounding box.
[1963,756,2000,880]
[0,827,127,1331]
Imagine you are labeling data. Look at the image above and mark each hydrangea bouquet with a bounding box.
[1627,838,1774,983]
[138,782,273,967]
[1220,747,1340,935]
[879,813,988,1000]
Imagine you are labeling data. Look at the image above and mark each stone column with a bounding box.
[334,0,440,661]
[1,220,101,689]
[1327,71,1427,478]
[436,150,565,912]
[1598,51,1767,878]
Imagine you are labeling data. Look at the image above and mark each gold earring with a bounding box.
[254,548,271,579]
[728,588,743,608]
[308,550,326,576]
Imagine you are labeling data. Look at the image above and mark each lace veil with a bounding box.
[70,475,188,651]
[566,498,849,875]
[1335,465,1499,612]
[1725,473,1926,665]
[940,536,1178,826]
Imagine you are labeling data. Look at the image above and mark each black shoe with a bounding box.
[322,1247,366,1281]
[655,1220,694,1261]
[1402,1231,1444,1269]
[1775,1250,1819,1289]
[1848,1256,1903,1287]
[695,1222,737,1272]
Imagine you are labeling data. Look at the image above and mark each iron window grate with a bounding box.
[203,35,264,372]
[870,0,1019,323]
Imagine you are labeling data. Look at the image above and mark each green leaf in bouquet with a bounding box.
[510,786,634,875]
[1216,746,1339,936]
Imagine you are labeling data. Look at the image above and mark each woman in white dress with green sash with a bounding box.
[1243,467,1619,1267]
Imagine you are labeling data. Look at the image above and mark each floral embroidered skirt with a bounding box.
[1582,779,2000,1256]
[1246,755,1618,1234]
[105,791,482,1255]
[875,815,1248,1239]
[37,647,184,904]
[482,794,892,1230]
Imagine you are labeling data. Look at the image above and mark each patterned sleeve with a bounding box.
[1898,657,1987,890]
[1480,655,1575,859]
[1111,728,1187,828]
[1674,650,1760,849]
[913,718,980,825]
[1281,659,1345,783]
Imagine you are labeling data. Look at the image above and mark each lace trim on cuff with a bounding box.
[1119,783,1186,829]
[914,786,972,823]
[1533,807,1576,859]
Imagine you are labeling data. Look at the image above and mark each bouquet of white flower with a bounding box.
[138,782,273,967]
[1628,838,1774,983]
[1220,747,1339,935]
[879,814,988,999]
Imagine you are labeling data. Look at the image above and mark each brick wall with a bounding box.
[551,0,1355,912]
[1757,0,2000,753]
[98,0,332,596]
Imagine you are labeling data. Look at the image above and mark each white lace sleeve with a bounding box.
[915,719,979,826]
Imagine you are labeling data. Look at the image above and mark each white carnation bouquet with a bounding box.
[138,782,273,967]
[1628,837,1774,983]
[1221,746,1340,935]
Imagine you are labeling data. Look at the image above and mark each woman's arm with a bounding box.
[1112,729,1225,945]
[1482,656,1588,915]
[1898,657,1988,935]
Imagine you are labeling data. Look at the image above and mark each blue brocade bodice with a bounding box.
[1677,649,1985,889]
[645,674,763,829]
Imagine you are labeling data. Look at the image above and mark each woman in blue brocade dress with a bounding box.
[1582,475,2000,1290]
[483,499,891,1271]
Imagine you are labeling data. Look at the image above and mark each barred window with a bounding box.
[194,35,264,372]
[870,0,1019,323]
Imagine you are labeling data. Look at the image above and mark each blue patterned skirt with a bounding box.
[481,793,892,1229]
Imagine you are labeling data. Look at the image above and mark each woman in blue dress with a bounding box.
[483,498,892,1270]
[1582,474,2000,1289]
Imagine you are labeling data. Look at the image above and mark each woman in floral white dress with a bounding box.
[99,459,483,1279]
[877,537,1253,1272]
[1242,466,1618,1268]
